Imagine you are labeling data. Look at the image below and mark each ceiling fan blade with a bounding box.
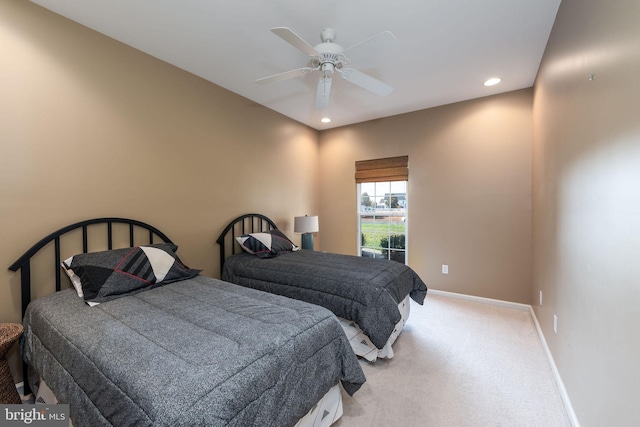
[340,68,393,97]
[271,27,319,56]
[256,67,315,84]
[315,77,332,109]
[342,31,398,58]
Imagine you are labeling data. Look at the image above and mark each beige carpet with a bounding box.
[337,293,572,427]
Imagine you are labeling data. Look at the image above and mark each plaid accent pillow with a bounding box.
[236,229,299,258]
[62,243,200,305]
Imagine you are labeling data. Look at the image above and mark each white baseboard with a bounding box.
[428,288,531,311]
[528,306,581,427]
[428,289,580,427]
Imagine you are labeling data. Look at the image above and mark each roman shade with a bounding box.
[355,155,408,183]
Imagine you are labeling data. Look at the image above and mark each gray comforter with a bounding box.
[22,276,365,427]
[222,250,428,349]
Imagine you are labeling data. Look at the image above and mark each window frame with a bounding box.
[357,180,408,264]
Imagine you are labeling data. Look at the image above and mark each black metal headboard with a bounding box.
[8,218,173,395]
[8,218,173,318]
[215,213,277,271]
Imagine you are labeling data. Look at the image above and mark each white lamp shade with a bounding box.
[294,216,319,233]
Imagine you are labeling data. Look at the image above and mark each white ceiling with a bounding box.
[30,0,561,130]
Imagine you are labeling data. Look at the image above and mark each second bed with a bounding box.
[217,213,428,361]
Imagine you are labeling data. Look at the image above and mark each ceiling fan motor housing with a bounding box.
[313,28,347,69]
[312,51,347,70]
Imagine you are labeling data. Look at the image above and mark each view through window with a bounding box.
[358,181,407,264]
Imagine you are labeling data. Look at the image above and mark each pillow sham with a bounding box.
[61,243,200,305]
[236,229,299,258]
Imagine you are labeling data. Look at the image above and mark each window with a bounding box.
[355,156,408,264]
[358,181,407,263]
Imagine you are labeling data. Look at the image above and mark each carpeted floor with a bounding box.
[337,293,572,427]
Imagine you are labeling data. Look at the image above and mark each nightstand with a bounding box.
[0,323,23,404]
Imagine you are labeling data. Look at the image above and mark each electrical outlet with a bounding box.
[442,265,449,274]
[539,290,543,306]
[553,314,558,334]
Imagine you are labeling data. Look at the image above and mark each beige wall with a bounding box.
[1,0,319,379]
[532,0,640,424]
[319,89,533,304]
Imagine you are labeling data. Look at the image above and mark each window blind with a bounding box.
[355,155,408,183]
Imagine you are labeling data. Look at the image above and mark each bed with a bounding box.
[9,218,365,427]
[216,213,428,362]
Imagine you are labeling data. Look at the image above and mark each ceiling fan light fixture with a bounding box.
[483,77,502,87]
[321,62,335,77]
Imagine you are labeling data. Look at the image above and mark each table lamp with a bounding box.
[294,215,319,250]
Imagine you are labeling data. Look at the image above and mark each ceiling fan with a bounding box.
[256,27,397,109]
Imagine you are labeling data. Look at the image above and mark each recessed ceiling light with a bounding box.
[483,77,502,87]
[321,117,331,123]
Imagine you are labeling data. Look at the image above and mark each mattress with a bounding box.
[222,250,428,349]
[22,275,365,426]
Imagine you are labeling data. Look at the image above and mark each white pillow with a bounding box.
[61,256,84,298]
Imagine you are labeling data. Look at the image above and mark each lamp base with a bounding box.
[301,233,314,251]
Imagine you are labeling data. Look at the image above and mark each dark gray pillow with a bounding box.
[236,229,299,258]
[61,243,200,305]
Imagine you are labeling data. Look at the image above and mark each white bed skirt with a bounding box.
[32,377,343,427]
[294,384,343,427]
[337,295,411,362]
